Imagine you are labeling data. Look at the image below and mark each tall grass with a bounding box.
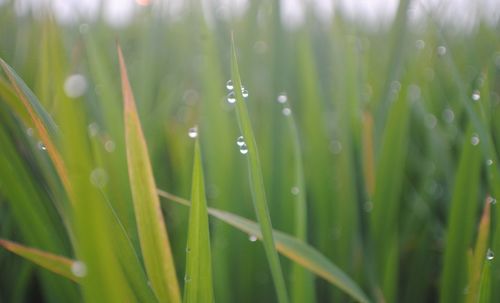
[0,1,500,302]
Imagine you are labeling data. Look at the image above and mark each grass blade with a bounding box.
[158,190,371,303]
[278,98,316,303]
[0,239,77,282]
[184,138,214,303]
[466,199,491,303]
[230,33,289,303]
[118,45,181,303]
[439,127,482,303]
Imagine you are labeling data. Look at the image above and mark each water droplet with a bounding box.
[239,143,248,155]
[471,134,480,146]
[226,80,234,90]
[241,87,249,98]
[442,108,455,123]
[329,140,342,155]
[291,187,300,195]
[79,23,89,34]
[236,136,245,147]
[282,107,291,116]
[188,127,198,138]
[415,39,425,50]
[184,275,191,282]
[424,114,437,129]
[38,141,47,151]
[71,261,87,278]
[277,93,288,104]
[472,90,480,101]
[104,140,116,153]
[64,74,88,98]
[26,128,34,137]
[88,123,99,137]
[248,235,258,242]
[227,91,236,104]
[487,248,495,260]
[487,159,493,166]
[185,247,191,253]
[364,201,373,212]
[90,168,108,188]
[487,196,497,205]
[437,46,447,56]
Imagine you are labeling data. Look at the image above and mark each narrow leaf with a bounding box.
[466,199,491,303]
[158,190,371,303]
[230,33,289,303]
[118,45,181,303]
[184,139,214,303]
[0,239,77,282]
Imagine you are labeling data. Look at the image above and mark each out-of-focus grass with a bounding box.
[0,0,499,302]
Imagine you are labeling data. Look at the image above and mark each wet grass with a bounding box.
[0,1,500,302]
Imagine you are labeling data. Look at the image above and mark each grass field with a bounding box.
[1,0,500,302]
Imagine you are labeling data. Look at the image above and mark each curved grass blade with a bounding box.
[118,45,181,303]
[279,99,316,303]
[184,139,214,303]
[0,239,77,282]
[0,58,73,203]
[466,200,491,303]
[439,127,482,303]
[158,190,371,303]
[230,33,289,303]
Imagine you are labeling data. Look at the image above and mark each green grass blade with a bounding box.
[119,45,181,303]
[370,91,410,302]
[230,33,289,303]
[279,99,316,303]
[158,190,371,303]
[478,259,492,303]
[466,200,491,303]
[0,58,73,202]
[184,139,214,303]
[439,127,482,303]
[0,239,77,282]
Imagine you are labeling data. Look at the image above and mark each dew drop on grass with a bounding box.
[239,143,248,155]
[90,168,108,188]
[329,140,342,154]
[184,274,191,282]
[37,141,47,151]
[415,39,425,50]
[236,136,245,147]
[71,261,87,278]
[241,87,249,98]
[185,247,191,253]
[248,235,258,242]
[291,187,300,195]
[88,123,99,137]
[424,114,437,129]
[472,90,480,101]
[227,91,236,104]
[188,127,198,138]
[487,248,495,260]
[104,140,116,153]
[64,74,88,98]
[282,107,291,116]
[471,134,480,146]
[442,108,455,123]
[277,93,288,104]
[487,196,497,205]
[437,46,447,56]
[226,80,234,90]
[487,159,493,166]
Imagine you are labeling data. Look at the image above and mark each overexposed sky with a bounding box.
[5,0,500,30]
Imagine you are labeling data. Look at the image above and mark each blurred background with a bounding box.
[1,0,500,302]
